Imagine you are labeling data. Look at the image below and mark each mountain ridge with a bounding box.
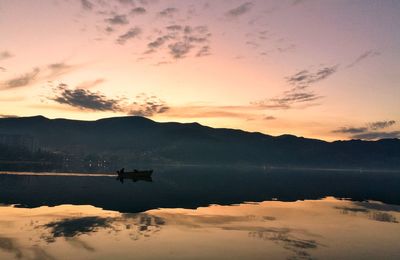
[0,115,399,170]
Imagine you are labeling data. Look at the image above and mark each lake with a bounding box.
[1,168,400,259]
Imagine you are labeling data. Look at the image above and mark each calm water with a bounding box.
[1,168,400,259]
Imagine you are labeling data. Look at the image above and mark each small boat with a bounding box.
[116,168,153,181]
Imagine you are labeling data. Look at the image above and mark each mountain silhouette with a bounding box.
[0,115,399,170]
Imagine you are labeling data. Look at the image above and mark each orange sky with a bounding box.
[0,0,399,141]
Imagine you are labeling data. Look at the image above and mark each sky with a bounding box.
[0,0,399,141]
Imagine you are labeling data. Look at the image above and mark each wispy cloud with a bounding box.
[166,25,183,31]
[264,116,276,120]
[333,120,398,140]
[0,51,13,61]
[347,50,381,68]
[105,14,129,25]
[116,0,135,6]
[352,131,400,140]
[168,42,193,59]
[47,62,78,79]
[131,7,147,16]
[0,114,19,118]
[252,64,338,110]
[116,27,142,44]
[128,94,170,117]
[1,68,40,89]
[332,127,369,134]
[159,7,178,17]
[252,91,322,110]
[292,0,307,6]
[147,35,173,49]
[286,65,339,89]
[81,0,94,11]
[75,78,106,89]
[0,62,81,90]
[166,105,255,119]
[226,2,254,17]
[196,45,211,57]
[144,25,211,60]
[368,120,396,130]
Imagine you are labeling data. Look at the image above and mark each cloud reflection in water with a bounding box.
[0,198,400,259]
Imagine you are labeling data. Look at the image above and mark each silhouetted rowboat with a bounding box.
[116,168,153,178]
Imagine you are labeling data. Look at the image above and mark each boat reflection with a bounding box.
[117,175,153,183]
[1,197,399,260]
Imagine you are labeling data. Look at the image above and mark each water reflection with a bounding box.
[117,175,153,183]
[1,198,399,260]
[248,228,321,260]
[1,168,400,213]
[336,202,399,223]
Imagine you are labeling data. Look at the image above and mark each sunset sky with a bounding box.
[1,0,399,141]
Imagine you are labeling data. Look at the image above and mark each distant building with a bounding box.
[0,134,38,152]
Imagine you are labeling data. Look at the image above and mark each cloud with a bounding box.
[173,110,244,118]
[226,2,254,17]
[253,91,322,110]
[0,51,13,61]
[352,131,400,140]
[286,65,339,89]
[264,116,276,120]
[0,67,6,72]
[332,127,369,134]
[51,83,121,111]
[252,64,337,110]
[105,14,129,25]
[166,25,183,31]
[292,0,307,5]
[0,114,19,118]
[47,62,77,79]
[116,27,142,44]
[144,25,211,60]
[333,120,398,140]
[347,50,381,68]
[271,92,321,104]
[168,42,192,59]
[128,94,170,117]
[165,105,256,119]
[131,7,146,15]
[75,78,106,89]
[1,67,40,89]
[368,120,396,130]
[117,0,135,5]
[0,62,80,90]
[159,7,178,17]
[196,46,211,57]
[50,83,169,117]
[186,36,209,44]
[147,35,173,49]
[81,0,94,11]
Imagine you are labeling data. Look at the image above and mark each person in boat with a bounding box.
[119,168,125,175]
